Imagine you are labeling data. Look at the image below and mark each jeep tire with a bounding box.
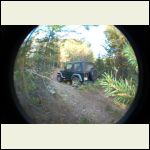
[72,77,81,87]
[57,74,62,82]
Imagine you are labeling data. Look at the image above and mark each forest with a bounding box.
[13,25,138,123]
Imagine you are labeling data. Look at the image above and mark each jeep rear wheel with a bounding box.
[72,77,81,87]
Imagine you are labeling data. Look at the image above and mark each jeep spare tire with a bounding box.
[89,68,97,81]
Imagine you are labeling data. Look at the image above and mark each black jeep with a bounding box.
[57,61,97,86]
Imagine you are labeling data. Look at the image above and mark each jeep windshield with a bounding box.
[66,63,73,70]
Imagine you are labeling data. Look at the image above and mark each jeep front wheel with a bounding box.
[57,74,62,82]
[72,77,81,87]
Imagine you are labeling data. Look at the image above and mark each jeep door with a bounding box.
[64,63,73,80]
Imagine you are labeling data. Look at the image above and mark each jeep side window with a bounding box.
[74,63,82,72]
[66,63,72,70]
[85,63,94,72]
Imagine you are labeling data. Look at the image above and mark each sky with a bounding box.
[57,25,107,58]
[28,25,108,58]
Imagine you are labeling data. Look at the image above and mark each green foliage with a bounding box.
[78,82,96,92]
[95,28,138,107]
[104,57,115,73]
[30,97,41,105]
[80,117,90,123]
[123,44,138,73]
[59,39,94,63]
[78,79,102,92]
[14,70,22,81]
[24,71,38,92]
[104,26,127,54]
[100,73,136,105]
[95,58,105,78]
[51,25,64,32]
[103,26,129,79]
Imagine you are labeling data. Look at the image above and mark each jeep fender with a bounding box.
[57,72,65,78]
[71,74,83,82]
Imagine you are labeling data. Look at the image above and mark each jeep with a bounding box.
[57,61,97,86]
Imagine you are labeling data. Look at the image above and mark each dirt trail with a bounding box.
[18,69,125,123]
[43,69,125,123]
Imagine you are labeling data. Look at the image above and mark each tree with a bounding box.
[26,25,64,73]
[103,25,129,79]
[58,39,94,66]
[123,44,138,73]
[43,25,64,71]
[14,27,39,93]
[122,43,139,84]
[95,57,105,78]
[100,45,138,107]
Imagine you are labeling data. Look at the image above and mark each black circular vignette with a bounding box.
[1,25,149,124]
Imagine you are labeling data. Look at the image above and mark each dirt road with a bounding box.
[17,69,125,123]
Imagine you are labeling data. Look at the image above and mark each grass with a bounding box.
[78,84,95,92]
[105,105,114,112]
[80,117,91,124]
[30,97,41,105]
[78,79,102,92]
[105,105,122,118]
